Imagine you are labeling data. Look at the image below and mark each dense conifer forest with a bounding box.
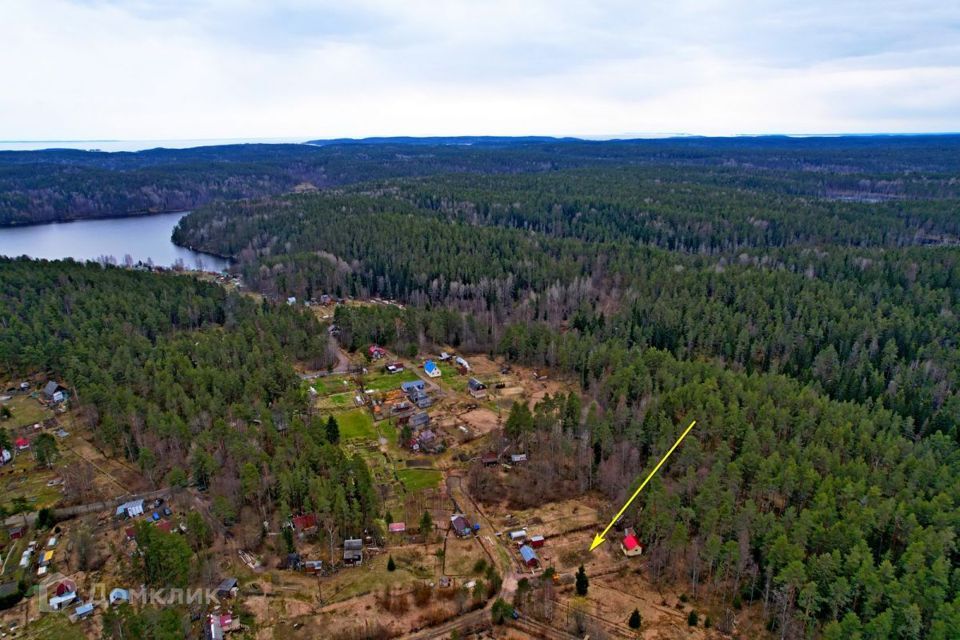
[3,136,960,637]
[0,259,377,547]
[169,139,960,637]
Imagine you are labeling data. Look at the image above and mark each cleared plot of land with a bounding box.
[337,409,377,440]
[360,369,422,392]
[0,394,51,429]
[397,468,441,492]
[443,535,487,576]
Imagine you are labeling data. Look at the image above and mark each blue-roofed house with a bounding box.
[424,360,441,378]
[401,380,426,393]
[109,588,130,605]
[519,545,539,567]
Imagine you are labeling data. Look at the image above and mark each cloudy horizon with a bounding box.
[3,0,959,140]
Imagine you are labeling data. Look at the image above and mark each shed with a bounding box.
[467,378,487,398]
[15,437,30,451]
[451,515,472,537]
[369,345,387,360]
[530,535,545,548]
[424,360,441,378]
[116,499,144,518]
[385,362,405,374]
[508,530,527,541]
[343,538,363,566]
[409,412,430,429]
[621,528,644,557]
[439,352,451,361]
[8,525,25,540]
[109,588,130,605]
[510,454,527,464]
[43,381,66,400]
[388,522,406,533]
[455,356,470,371]
[207,613,224,640]
[74,602,94,619]
[216,577,239,598]
[519,544,539,567]
[481,451,499,466]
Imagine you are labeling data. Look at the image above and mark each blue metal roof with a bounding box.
[424,360,439,373]
[519,545,538,563]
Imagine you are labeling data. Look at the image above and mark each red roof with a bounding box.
[623,534,641,551]
[156,520,172,533]
[15,437,29,447]
[292,514,317,530]
[125,527,136,540]
[388,522,406,533]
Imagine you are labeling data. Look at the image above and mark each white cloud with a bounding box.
[1,0,958,139]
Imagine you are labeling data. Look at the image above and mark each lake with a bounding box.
[0,212,230,271]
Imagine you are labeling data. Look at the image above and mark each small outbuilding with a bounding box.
[451,515,473,537]
[519,544,539,567]
[621,528,644,557]
[343,539,363,566]
[467,378,487,398]
[109,588,130,605]
[530,535,545,548]
[115,499,145,518]
[216,577,239,599]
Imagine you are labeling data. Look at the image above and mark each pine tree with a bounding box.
[629,608,641,629]
[420,511,433,535]
[575,565,589,596]
[326,415,340,444]
[387,555,396,572]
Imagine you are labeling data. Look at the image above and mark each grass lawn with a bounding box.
[1,395,50,429]
[337,409,377,440]
[397,468,442,492]
[381,420,399,446]
[308,375,352,397]
[361,369,422,392]
[435,362,469,392]
[20,614,87,640]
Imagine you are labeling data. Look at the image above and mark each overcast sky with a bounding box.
[3,0,959,140]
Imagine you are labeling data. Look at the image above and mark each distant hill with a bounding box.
[2,135,960,226]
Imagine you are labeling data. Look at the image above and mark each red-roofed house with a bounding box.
[369,345,387,360]
[15,437,29,451]
[292,514,318,533]
[388,522,406,533]
[621,528,644,557]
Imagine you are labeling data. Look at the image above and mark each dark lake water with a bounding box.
[0,212,229,271]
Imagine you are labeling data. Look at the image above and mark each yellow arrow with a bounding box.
[589,419,697,552]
